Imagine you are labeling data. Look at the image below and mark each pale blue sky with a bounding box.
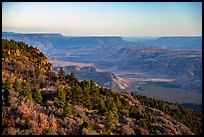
[2,2,202,36]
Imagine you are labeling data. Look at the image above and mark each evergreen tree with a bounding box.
[98,98,108,114]
[32,88,43,104]
[90,80,96,91]
[82,81,91,104]
[62,103,72,118]
[129,105,143,120]
[64,86,72,102]
[80,121,93,130]
[13,78,21,92]
[21,80,32,100]
[58,68,65,79]
[56,86,66,108]
[3,78,12,107]
[69,73,79,86]
[86,99,93,110]
[105,111,116,131]
[115,96,122,114]
[4,78,12,91]
[110,102,119,119]
[71,84,83,104]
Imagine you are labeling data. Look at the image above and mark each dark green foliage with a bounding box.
[80,80,93,109]
[90,80,97,91]
[86,99,93,110]
[55,86,66,108]
[80,121,93,130]
[105,101,118,118]
[129,105,144,120]
[2,39,28,52]
[120,97,130,109]
[3,78,12,107]
[68,73,79,86]
[13,79,22,93]
[62,103,72,118]
[52,72,59,83]
[58,68,65,79]
[32,88,43,104]
[71,84,83,104]
[64,86,72,102]
[143,112,156,123]
[98,98,108,115]
[135,95,202,135]
[21,80,33,100]
[114,96,122,114]
[2,39,202,135]
[105,111,116,130]
[4,78,12,91]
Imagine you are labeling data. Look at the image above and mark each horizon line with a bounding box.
[2,31,202,37]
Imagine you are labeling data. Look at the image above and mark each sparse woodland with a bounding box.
[2,39,202,135]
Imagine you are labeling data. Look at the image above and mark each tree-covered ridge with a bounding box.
[2,39,51,69]
[134,95,202,135]
[2,39,202,135]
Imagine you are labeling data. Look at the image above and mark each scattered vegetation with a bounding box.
[2,39,202,135]
[135,95,202,135]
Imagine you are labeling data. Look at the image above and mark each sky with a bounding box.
[2,2,202,36]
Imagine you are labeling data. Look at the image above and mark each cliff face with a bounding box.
[2,33,62,53]
[2,39,202,135]
[2,32,137,54]
[105,46,202,90]
[146,36,202,51]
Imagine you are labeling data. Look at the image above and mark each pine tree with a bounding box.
[105,111,116,131]
[32,88,43,104]
[115,96,122,114]
[4,78,12,91]
[56,86,66,108]
[82,81,91,105]
[62,103,72,118]
[21,80,32,100]
[69,73,79,86]
[3,78,12,107]
[80,121,93,130]
[110,102,119,119]
[13,79,21,92]
[64,86,72,102]
[86,99,93,110]
[58,68,65,79]
[90,80,96,91]
[98,98,108,114]
[71,84,83,104]
[129,105,143,120]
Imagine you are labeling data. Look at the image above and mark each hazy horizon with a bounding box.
[2,2,202,36]
[2,31,202,37]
